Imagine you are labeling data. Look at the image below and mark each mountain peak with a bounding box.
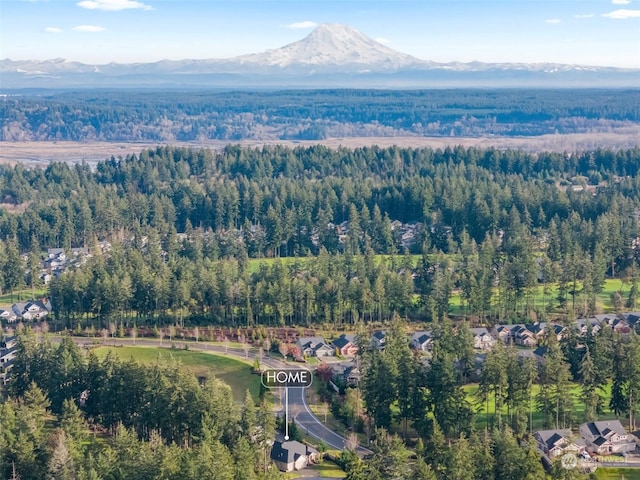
[237,23,421,70]
[308,23,362,38]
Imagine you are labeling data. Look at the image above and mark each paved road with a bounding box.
[57,336,372,456]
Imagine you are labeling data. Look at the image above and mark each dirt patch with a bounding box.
[1,130,639,168]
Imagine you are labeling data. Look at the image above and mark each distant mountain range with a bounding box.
[2,24,639,88]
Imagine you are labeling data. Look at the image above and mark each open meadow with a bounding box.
[93,346,261,401]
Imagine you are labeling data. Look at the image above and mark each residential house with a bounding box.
[579,420,637,455]
[1,336,17,384]
[0,336,17,350]
[44,248,67,271]
[611,318,632,334]
[494,324,537,346]
[71,247,90,257]
[47,248,66,260]
[623,312,640,328]
[594,314,619,326]
[343,365,361,386]
[525,322,547,340]
[0,309,18,323]
[470,328,496,350]
[371,331,386,351]
[549,324,567,341]
[575,318,602,336]
[12,300,50,321]
[271,436,319,472]
[511,325,537,347]
[390,220,403,231]
[0,345,16,366]
[331,334,358,356]
[470,353,487,382]
[39,272,53,285]
[493,325,512,343]
[98,240,112,253]
[622,313,640,333]
[533,346,549,362]
[534,429,586,459]
[594,314,632,333]
[296,337,334,358]
[410,331,434,351]
[400,231,416,250]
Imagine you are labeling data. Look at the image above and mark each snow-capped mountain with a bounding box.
[1,24,638,88]
[236,23,424,71]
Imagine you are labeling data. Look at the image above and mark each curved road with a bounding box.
[58,336,372,456]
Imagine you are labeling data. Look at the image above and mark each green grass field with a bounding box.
[449,278,634,317]
[595,468,640,480]
[93,346,261,401]
[0,288,47,308]
[307,460,347,478]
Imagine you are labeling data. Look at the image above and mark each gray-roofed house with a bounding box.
[624,312,640,328]
[410,331,434,351]
[576,318,602,335]
[295,337,334,358]
[0,336,18,385]
[371,331,386,351]
[579,420,637,455]
[12,300,50,321]
[343,365,361,386]
[525,322,547,339]
[534,429,586,459]
[470,328,496,350]
[270,436,319,472]
[511,325,537,347]
[0,309,18,323]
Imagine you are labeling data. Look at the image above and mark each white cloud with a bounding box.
[375,37,390,45]
[612,0,631,5]
[602,8,640,18]
[72,25,106,32]
[77,0,153,11]
[545,18,561,24]
[44,27,62,33]
[286,21,317,29]
[575,14,595,18]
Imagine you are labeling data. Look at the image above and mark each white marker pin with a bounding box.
[284,387,289,440]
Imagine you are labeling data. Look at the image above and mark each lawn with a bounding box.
[308,460,346,478]
[449,278,634,317]
[595,468,640,479]
[93,346,261,402]
[0,288,47,308]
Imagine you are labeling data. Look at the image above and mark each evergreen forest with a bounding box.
[2,89,639,141]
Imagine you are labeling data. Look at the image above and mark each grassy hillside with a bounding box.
[93,346,261,402]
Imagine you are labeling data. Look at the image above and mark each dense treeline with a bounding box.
[335,317,640,479]
[1,334,280,480]
[2,89,639,141]
[338,426,547,480]
[355,318,640,438]
[2,145,640,324]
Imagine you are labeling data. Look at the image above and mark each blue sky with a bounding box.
[2,0,639,67]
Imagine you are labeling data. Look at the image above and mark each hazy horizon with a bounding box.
[2,0,640,69]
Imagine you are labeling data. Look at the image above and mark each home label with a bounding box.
[261,368,313,388]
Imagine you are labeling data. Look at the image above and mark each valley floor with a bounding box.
[2,128,639,167]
